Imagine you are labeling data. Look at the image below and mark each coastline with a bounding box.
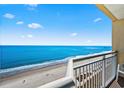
[0,61,67,88]
[0,57,71,78]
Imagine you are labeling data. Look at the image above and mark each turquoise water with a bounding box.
[0,46,112,69]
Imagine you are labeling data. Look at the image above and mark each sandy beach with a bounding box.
[0,63,67,88]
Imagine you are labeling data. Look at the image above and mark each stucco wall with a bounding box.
[112,19,124,64]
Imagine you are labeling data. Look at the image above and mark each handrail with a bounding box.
[73,59,103,69]
[73,55,117,69]
[73,51,117,62]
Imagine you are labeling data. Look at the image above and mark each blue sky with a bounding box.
[0,4,112,46]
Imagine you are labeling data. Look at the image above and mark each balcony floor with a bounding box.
[109,81,121,88]
[117,76,124,88]
[109,76,124,88]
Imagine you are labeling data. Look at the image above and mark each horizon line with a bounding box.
[0,45,112,46]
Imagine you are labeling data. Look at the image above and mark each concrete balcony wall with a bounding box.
[112,19,124,64]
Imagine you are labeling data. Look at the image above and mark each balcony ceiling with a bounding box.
[104,4,124,20]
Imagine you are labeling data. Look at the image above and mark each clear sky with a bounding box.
[0,4,112,46]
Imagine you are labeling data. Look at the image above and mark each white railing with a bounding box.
[73,51,117,88]
[39,51,117,88]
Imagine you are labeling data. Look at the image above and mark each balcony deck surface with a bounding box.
[109,76,124,88]
[109,81,121,88]
[117,76,124,88]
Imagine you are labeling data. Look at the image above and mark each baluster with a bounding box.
[99,61,101,87]
[85,66,88,88]
[75,69,78,88]
[82,66,84,88]
[93,63,95,88]
[100,61,102,87]
[102,55,105,87]
[79,67,81,88]
[91,63,93,88]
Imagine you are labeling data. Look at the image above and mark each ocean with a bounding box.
[0,46,112,69]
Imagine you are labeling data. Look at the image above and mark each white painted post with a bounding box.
[116,64,119,81]
[66,58,74,78]
[102,55,105,87]
[115,52,119,81]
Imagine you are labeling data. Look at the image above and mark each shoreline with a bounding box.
[0,62,67,88]
[0,57,70,78]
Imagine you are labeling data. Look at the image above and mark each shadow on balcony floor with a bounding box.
[118,76,124,88]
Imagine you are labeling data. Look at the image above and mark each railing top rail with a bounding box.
[73,51,117,62]
[73,59,104,69]
[73,54,116,69]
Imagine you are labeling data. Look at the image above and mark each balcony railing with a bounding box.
[73,51,117,88]
[40,51,117,88]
